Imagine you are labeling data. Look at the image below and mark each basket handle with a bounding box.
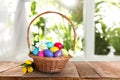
[27,11,76,50]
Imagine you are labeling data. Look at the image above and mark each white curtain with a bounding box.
[0,0,30,61]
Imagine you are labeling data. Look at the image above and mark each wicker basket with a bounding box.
[27,11,76,73]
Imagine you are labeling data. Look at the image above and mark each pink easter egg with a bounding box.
[38,51,44,57]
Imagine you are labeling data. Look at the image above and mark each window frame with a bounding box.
[77,0,120,61]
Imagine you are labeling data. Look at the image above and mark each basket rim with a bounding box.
[29,53,71,60]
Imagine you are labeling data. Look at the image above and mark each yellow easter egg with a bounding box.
[50,47,59,53]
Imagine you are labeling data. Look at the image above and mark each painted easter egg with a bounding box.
[46,42,54,48]
[38,51,44,57]
[50,47,59,53]
[32,47,39,56]
[54,42,63,49]
[62,49,69,57]
[54,50,62,57]
[44,49,53,57]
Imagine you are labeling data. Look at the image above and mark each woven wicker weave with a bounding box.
[29,54,71,73]
[27,11,76,73]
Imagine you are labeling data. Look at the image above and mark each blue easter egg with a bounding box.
[46,42,54,48]
[32,47,39,56]
[44,49,53,57]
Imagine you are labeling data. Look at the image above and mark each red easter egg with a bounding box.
[54,42,63,49]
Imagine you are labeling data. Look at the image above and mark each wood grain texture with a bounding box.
[90,61,120,79]
[0,77,21,80]
[0,62,23,80]
[0,66,22,76]
[1,61,120,80]
[0,61,22,73]
[74,61,100,79]
[22,77,80,80]
[108,61,120,69]
[87,61,107,78]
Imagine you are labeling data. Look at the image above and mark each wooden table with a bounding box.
[0,61,120,80]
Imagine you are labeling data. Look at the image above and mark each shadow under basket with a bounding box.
[29,54,71,73]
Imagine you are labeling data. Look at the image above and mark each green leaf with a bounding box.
[32,11,37,15]
[31,1,36,11]
[39,17,45,23]
[101,21,107,33]
[95,1,104,8]
[20,63,28,67]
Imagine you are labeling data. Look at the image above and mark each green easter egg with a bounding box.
[62,49,69,56]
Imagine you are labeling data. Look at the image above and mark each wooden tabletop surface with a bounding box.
[0,61,120,80]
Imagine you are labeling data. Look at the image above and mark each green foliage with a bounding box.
[29,0,83,52]
[57,0,83,24]
[95,1,110,55]
[30,1,45,45]
[62,24,73,50]
[30,1,37,17]
[95,21,110,55]
[95,0,120,55]
[32,17,45,45]
[108,28,120,55]
[71,10,83,24]
[47,23,73,51]
[95,32,110,55]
